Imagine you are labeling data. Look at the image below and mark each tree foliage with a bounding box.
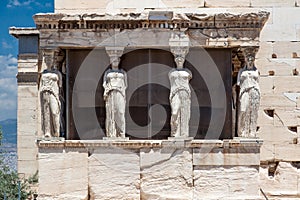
[0,126,33,200]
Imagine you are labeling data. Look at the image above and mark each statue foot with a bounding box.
[53,133,60,137]
[172,133,181,137]
[45,133,51,138]
[249,132,257,138]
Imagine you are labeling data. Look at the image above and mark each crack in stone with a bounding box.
[141,150,178,170]
[274,112,284,126]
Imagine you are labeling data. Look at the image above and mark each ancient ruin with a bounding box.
[9,0,300,199]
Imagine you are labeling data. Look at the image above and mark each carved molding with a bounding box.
[36,138,263,149]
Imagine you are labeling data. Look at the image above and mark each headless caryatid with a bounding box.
[237,48,260,138]
[103,48,127,138]
[169,56,192,137]
[40,50,63,138]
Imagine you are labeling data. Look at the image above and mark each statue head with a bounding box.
[242,46,258,70]
[44,57,52,70]
[175,56,185,69]
[245,55,255,69]
[111,56,120,69]
[43,48,64,71]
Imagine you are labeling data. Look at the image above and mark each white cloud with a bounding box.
[0,55,17,78]
[7,0,21,7]
[0,54,17,65]
[0,55,17,120]
[45,3,52,7]
[2,41,13,49]
[0,78,17,95]
[0,94,16,108]
[7,0,51,8]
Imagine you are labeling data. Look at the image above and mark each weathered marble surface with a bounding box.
[260,162,298,198]
[38,148,88,200]
[140,148,193,199]
[89,148,140,200]
[194,166,260,199]
[36,140,263,199]
[37,140,262,199]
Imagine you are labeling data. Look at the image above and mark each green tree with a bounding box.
[0,126,32,199]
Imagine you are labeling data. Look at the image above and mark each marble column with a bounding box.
[103,47,128,139]
[168,33,192,138]
[40,48,63,139]
[237,46,260,138]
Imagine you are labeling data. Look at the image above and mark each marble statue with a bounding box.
[40,64,62,138]
[103,68,127,138]
[169,57,192,137]
[237,51,260,138]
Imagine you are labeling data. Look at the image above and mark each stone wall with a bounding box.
[254,3,300,200]
[37,140,263,200]
[15,35,40,178]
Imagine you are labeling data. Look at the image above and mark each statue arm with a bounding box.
[256,69,260,83]
[103,70,109,88]
[187,69,192,80]
[103,70,110,100]
[58,71,65,102]
[57,71,63,88]
[168,70,175,82]
[124,71,128,88]
[237,69,242,86]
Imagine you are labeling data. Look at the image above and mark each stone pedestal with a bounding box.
[37,139,263,200]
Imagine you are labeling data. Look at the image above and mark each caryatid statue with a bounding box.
[103,47,127,138]
[169,44,192,137]
[237,47,260,138]
[40,49,63,138]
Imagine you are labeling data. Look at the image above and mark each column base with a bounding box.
[37,136,65,142]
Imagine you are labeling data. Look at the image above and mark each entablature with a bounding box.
[9,27,39,38]
[30,11,269,49]
[33,11,269,31]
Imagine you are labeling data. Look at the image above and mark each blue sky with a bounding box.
[0,0,53,120]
